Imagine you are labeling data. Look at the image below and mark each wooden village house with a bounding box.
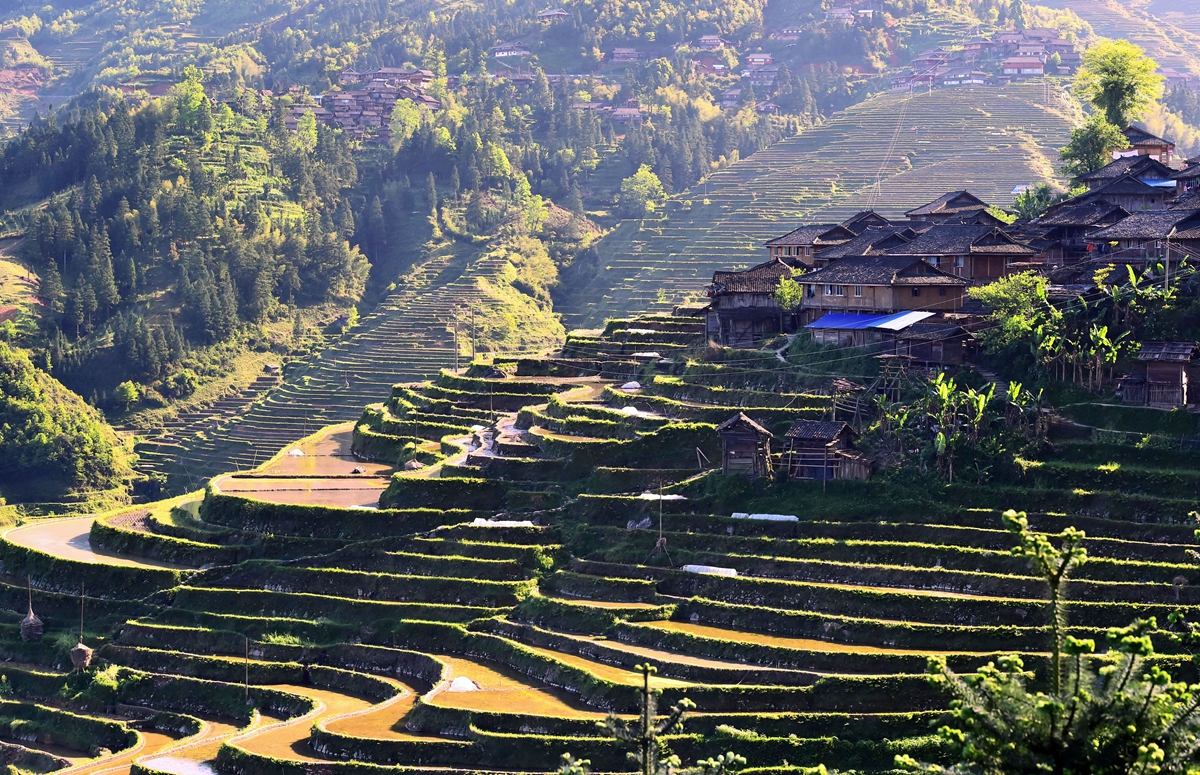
[1121,341,1199,407]
[778,420,871,481]
[797,255,969,323]
[703,258,794,346]
[716,413,773,478]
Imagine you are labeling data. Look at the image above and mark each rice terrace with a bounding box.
[5,0,1200,773]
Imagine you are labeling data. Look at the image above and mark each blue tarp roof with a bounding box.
[805,311,934,331]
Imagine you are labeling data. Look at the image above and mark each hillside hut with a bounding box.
[1127,341,1198,407]
[716,413,773,478]
[780,420,871,481]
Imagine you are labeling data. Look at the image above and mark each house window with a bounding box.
[835,285,845,296]
[912,288,921,297]
[804,247,811,255]
[854,286,862,297]
[955,256,965,268]
[824,285,833,295]
[939,288,946,296]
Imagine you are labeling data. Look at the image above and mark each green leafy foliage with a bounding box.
[1060,114,1129,179]
[1074,39,1164,128]
[0,341,131,496]
[618,165,666,219]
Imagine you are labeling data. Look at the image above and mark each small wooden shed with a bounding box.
[716,413,773,478]
[1134,341,1198,407]
[780,420,870,481]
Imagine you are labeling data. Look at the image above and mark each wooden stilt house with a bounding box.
[716,413,773,478]
[1125,341,1198,407]
[779,420,872,481]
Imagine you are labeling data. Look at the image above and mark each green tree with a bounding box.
[297,110,318,152]
[1012,184,1057,220]
[1060,114,1128,179]
[172,65,208,133]
[389,99,422,150]
[774,276,804,311]
[900,511,1200,775]
[618,165,666,219]
[113,380,139,409]
[1074,39,1164,127]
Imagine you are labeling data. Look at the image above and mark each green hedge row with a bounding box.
[200,489,474,539]
[0,531,184,600]
[169,586,500,624]
[0,664,311,724]
[388,620,936,714]
[379,476,509,510]
[403,537,560,569]
[458,455,569,482]
[198,560,537,607]
[153,608,359,644]
[351,424,445,467]
[307,548,525,581]
[543,570,660,603]
[602,386,826,425]
[533,422,718,476]
[644,377,829,409]
[1049,441,1200,470]
[435,371,563,395]
[0,700,137,754]
[1018,457,1200,499]
[118,621,445,688]
[431,522,556,545]
[90,518,240,567]
[419,383,560,411]
[509,595,673,634]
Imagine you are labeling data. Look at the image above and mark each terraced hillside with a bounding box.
[1040,0,1200,77]
[136,241,562,492]
[4,318,1200,775]
[558,82,1077,327]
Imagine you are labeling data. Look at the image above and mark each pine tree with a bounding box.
[39,261,64,315]
[88,228,120,312]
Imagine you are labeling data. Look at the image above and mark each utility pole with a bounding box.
[471,307,477,362]
[244,636,250,703]
[453,319,460,372]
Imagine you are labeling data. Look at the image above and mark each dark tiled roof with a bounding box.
[1037,203,1129,227]
[1089,210,1200,240]
[710,258,792,294]
[841,210,894,231]
[715,412,773,436]
[800,255,969,286]
[1137,341,1197,362]
[905,190,989,217]
[1123,125,1174,148]
[1078,155,1173,183]
[1173,163,1200,181]
[765,224,839,247]
[816,227,912,259]
[887,225,1034,256]
[784,420,855,441]
[1169,193,1200,211]
[1089,174,1166,196]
